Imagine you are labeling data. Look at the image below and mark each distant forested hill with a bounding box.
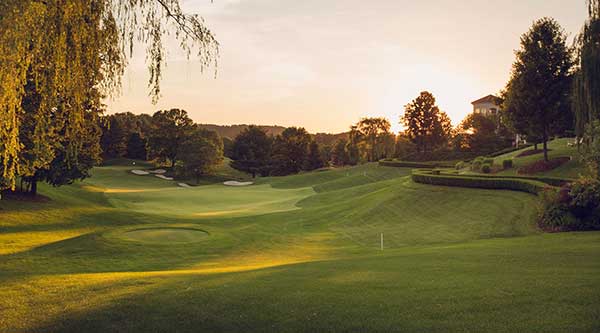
[198,124,347,145]
[197,124,286,139]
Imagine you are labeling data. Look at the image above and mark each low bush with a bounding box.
[432,169,441,175]
[503,159,513,169]
[569,178,600,227]
[483,158,494,165]
[411,170,549,195]
[455,161,465,170]
[537,188,579,231]
[537,178,600,231]
[481,164,491,174]
[471,156,485,171]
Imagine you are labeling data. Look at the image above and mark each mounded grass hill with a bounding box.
[492,137,585,179]
[1,161,599,332]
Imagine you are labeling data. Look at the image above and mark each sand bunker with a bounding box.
[131,170,150,175]
[155,174,174,181]
[178,183,192,188]
[224,181,253,186]
[122,227,208,243]
[149,169,167,174]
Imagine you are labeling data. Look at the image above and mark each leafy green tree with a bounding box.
[458,113,508,153]
[23,103,103,195]
[148,109,194,168]
[503,17,573,161]
[320,144,333,167]
[230,126,273,178]
[394,133,416,158]
[100,115,128,158]
[100,112,153,159]
[331,139,349,166]
[379,132,397,160]
[222,137,234,159]
[355,118,392,162]
[304,141,325,171]
[177,127,224,184]
[346,126,362,165]
[401,91,452,153]
[271,127,312,176]
[126,133,148,160]
[0,0,218,191]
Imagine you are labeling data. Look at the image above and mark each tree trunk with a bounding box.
[534,143,538,150]
[30,179,38,196]
[171,159,176,169]
[543,138,548,162]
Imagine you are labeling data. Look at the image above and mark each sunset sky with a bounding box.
[106,0,587,133]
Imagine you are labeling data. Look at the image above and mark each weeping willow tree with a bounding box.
[573,0,600,177]
[0,0,219,192]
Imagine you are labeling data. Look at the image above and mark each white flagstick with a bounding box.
[380,233,383,251]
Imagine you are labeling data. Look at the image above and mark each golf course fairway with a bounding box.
[1,161,599,332]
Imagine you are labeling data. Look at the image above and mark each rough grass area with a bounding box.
[1,162,599,332]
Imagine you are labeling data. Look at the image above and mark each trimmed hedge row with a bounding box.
[453,173,572,187]
[411,170,553,195]
[379,160,455,168]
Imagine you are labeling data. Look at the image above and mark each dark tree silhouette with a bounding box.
[503,18,573,161]
[230,126,273,178]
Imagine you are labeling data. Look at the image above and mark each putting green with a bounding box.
[119,227,209,244]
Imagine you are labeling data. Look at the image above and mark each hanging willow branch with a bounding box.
[0,0,219,190]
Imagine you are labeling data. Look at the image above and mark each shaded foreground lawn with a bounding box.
[1,162,599,332]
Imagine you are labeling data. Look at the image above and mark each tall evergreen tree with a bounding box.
[503,17,573,161]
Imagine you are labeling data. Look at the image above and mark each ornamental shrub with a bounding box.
[538,188,578,231]
[483,158,494,165]
[481,164,491,174]
[471,157,485,171]
[503,159,513,169]
[568,177,600,228]
[455,161,465,170]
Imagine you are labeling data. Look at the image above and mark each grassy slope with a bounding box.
[1,163,599,332]
[491,137,585,178]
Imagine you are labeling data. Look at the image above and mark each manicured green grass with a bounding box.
[1,162,599,332]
